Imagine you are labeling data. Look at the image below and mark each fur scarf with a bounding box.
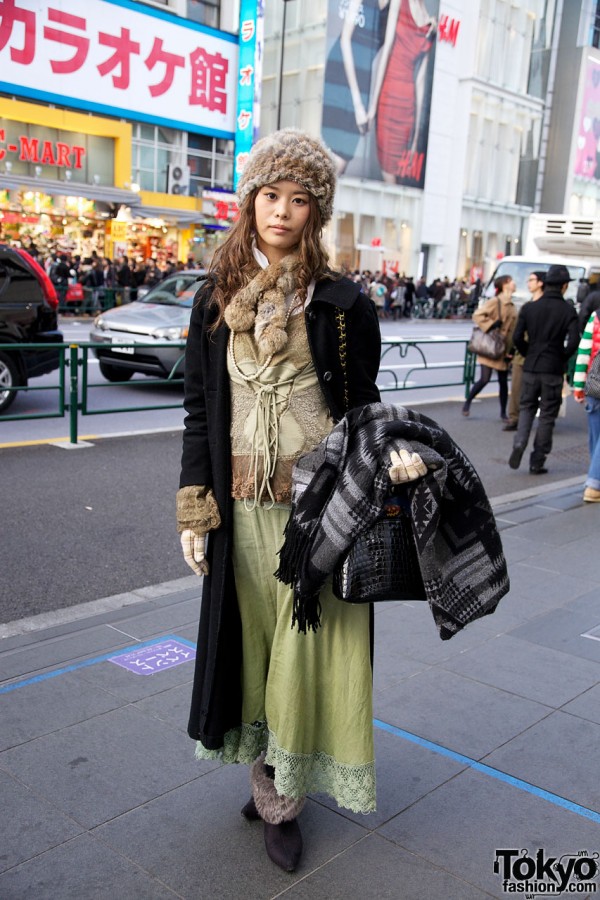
[224,255,302,358]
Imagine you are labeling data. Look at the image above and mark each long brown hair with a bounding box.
[206,187,333,329]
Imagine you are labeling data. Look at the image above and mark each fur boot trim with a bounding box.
[224,256,302,358]
[250,753,305,825]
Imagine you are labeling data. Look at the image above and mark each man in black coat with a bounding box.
[509,264,579,475]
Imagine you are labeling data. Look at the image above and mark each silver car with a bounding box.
[91,270,205,382]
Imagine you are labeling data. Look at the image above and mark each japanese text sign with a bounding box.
[234,0,264,189]
[109,639,196,676]
[0,0,238,137]
[202,189,239,221]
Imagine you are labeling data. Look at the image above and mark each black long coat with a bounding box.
[513,287,579,375]
[179,275,381,748]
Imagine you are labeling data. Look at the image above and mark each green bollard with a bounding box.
[69,344,79,445]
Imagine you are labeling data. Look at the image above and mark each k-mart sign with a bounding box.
[0,0,238,138]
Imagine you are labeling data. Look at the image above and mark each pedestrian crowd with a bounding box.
[345,270,481,319]
[21,240,205,315]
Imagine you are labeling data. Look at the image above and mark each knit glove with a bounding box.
[180,529,209,577]
[388,448,427,484]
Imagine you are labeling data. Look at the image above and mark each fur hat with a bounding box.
[237,128,336,225]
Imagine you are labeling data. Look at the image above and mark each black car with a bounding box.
[0,244,64,413]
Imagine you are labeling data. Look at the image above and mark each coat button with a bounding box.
[323,371,332,381]
[306,310,316,322]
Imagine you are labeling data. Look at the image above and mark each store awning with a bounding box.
[0,174,142,207]
[133,204,201,226]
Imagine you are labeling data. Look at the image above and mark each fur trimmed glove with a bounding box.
[176,486,221,577]
[176,485,221,534]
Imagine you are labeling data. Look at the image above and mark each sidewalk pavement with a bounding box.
[1,478,599,899]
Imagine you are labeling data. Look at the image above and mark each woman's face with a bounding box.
[254,180,311,264]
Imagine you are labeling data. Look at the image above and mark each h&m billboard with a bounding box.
[321,0,439,187]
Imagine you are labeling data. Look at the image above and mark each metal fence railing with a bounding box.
[378,338,476,396]
[0,339,476,444]
[57,287,132,316]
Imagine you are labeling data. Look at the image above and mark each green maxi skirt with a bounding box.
[195,501,376,814]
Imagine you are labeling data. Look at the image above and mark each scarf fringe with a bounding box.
[274,513,310,586]
[291,590,322,634]
[275,510,323,633]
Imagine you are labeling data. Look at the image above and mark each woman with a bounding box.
[368,0,436,184]
[176,129,425,873]
[573,309,600,502]
[462,275,518,419]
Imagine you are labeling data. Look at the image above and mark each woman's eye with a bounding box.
[264,192,277,200]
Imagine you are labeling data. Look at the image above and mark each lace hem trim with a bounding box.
[194,723,376,814]
[195,722,267,764]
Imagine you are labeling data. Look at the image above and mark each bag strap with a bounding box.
[335,308,349,413]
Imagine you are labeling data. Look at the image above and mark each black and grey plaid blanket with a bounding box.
[276,403,509,639]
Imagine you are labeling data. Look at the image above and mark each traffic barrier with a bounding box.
[0,339,477,444]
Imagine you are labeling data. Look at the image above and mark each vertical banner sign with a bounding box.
[574,57,600,181]
[321,0,439,187]
[234,0,264,189]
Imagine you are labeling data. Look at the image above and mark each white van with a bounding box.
[484,254,600,309]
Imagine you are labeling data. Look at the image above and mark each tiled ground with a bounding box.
[1,487,599,899]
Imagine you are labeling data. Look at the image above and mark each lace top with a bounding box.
[228,313,334,506]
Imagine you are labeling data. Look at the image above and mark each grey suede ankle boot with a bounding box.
[263,819,302,872]
[240,796,260,820]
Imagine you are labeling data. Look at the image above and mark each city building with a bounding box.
[5,0,600,280]
[261,0,600,281]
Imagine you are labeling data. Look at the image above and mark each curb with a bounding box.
[0,479,584,641]
[0,575,199,640]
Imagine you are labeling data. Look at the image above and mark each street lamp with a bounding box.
[277,0,294,130]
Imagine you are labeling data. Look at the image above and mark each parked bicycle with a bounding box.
[412,296,434,318]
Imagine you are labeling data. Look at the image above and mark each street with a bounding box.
[1,380,590,625]
[1,316,475,446]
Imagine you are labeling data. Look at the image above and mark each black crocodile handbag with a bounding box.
[332,489,426,604]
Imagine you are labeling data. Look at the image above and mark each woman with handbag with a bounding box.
[176,129,427,873]
[462,275,518,419]
[573,309,600,502]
